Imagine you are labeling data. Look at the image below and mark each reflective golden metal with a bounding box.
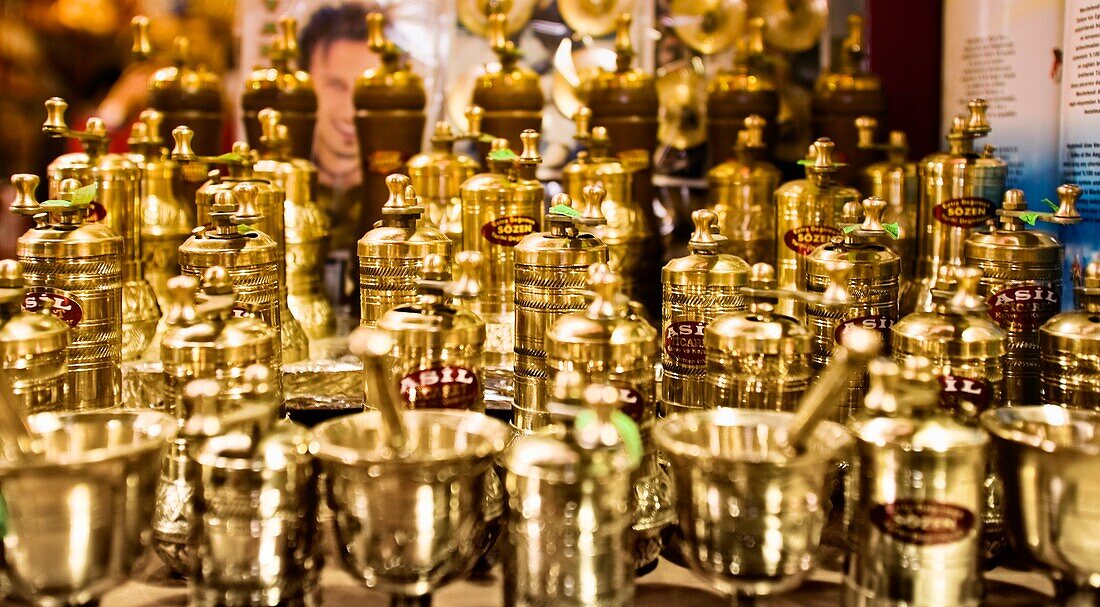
[406,110,481,243]
[707,114,781,263]
[755,0,828,53]
[1040,258,1100,409]
[457,0,537,37]
[706,17,779,165]
[559,0,634,36]
[358,174,452,327]
[668,0,748,55]
[513,189,608,433]
[655,58,709,151]
[661,210,749,414]
[241,17,316,160]
[43,97,160,361]
[12,175,123,411]
[965,186,1081,407]
[0,259,69,414]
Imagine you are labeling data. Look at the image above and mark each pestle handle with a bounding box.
[349,326,408,452]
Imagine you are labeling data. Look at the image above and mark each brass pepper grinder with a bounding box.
[661,209,749,415]
[461,133,545,395]
[358,174,452,327]
[354,11,427,233]
[513,188,608,434]
[12,175,123,411]
[471,2,544,161]
[891,265,1007,566]
[965,186,1082,407]
[811,14,885,185]
[707,17,779,166]
[132,16,224,156]
[503,381,640,607]
[156,271,280,578]
[178,187,284,364]
[172,128,309,362]
[913,99,1006,312]
[774,138,861,318]
[253,108,335,341]
[855,116,917,298]
[407,108,483,242]
[804,197,901,421]
[127,109,194,354]
[241,17,317,160]
[545,263,674,576]
[705,261,849,412]
[42,97,160,361]
[707,114,782,264]
[1040,257,1100,408]
[376,251,485,411]
[0,258,70,414]
[843,356,986,607]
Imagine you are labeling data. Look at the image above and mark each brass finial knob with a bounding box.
[131,15,152,60]
[449,250,483,300]
[172,36,191,65]
[551,368,586,404]
[841,201,862,224]
[232,182,261,217]
[276,16,299,61]
[488,11,509,56]
[949,266,985,312]
[10,174,41,216]
[520,130,541,164]
[1055,184,1083,220]
[811,138,836,170]
[750,262,776,289]
[745,16,765,56]
[490,138,510,153]
[586,262,623,319]
[43,97,68,134]
[433,121,453,140]
[171,126,196,161]
[689,209,721,252]
[0,260,23,289]
[741,115,766,148]
[242,363,277,400]
[421,253,449,281]
[580,184,607,224]
[965,98,991,137]
[366,12,390,55]
[231,140,253,160]
[575,106,592,140]
[183,378,222,417]
[614,13,634,70]
[140,109,164,143]
[465,106,483,137]
[1003,189,1027,212]
[211,189,238,216]
[855,116,877,148]
[844,14,864,54]
[822,260,853,305]
[383,174,412,211]
[861,197,887,231]
[165,274,201,327]
[202,266,234,296]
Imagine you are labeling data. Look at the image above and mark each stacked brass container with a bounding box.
[154,270,280,576]
[513,189,608,433]
[914,99,1006,311]
[855,116,917,292]
[178,186,283,363]
[707,17,779,165]
[461,133,545,392]
[707,115,781,264]
[42,98,160,361]
[561,111,646,305]
[471,5,544,161]
[812,14,885,184]
[0,259,69,413]
[174,128,309,362]
[359,174,452,326]
[376,252,485,411]
[965,186,1082,406]
[12,175,123,411]
[775,138,861,317]
[133,17,224,156]
[891,265,1006,563]
[1041,258,1100,408]
[805,198,900,420]
[406,110,481,242]
[354,12,426,229]
[252,109,335,341]
[661,210,749,414]
[546,263,673,574]
[241,17,317,160]
[127,110,193,353]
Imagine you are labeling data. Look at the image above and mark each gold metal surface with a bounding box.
[755,0,829,53]
[707,115,781,263]
[668,0,748,55]
[551,41,617,121]
[856,116,917,297]
[0,258,69,414]
[13,175,123,411]
[458,0,537,37]
[241,17,317,160]
[406,111,481,243]
[560,0,634,36]
[656,58,709,150]
[706,18,779,166]
[1040,258,1100,409]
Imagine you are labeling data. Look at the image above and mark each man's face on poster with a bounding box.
[311,38,379,192]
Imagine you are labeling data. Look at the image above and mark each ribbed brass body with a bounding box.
[513,193,607,432]
[15,180,123,411]
[1040,259,1100,408]
[775,139,860,317]
[460,136,544,390]
[707,116,780,264]
[406,123,479,243]
[0,260,69,413]
[661,211,748,414]
[856,122,918,292]
[545,264,673,574]
[358,174,452,327]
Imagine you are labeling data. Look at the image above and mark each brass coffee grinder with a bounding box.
[12,175,123,411]
[42,97,160,361]
[1040,257,1100,409]
[406,108,482,242]
[0,259,69,414]
[707,17,779,166]
[707,114,781,264]
[241,17,317,159]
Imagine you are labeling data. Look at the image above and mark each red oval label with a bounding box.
[23,289,83,327]
[870,500,975,545]
[664,320,706,365]
[367,150,404,175]
[481,215,537,247]
[834,314,894,344]
[933,197,993,228]
[783,226,842,257]
[611,381,647,423]
[400,365,480,410]
[987,285,1060,331]
[86,202,108,223]
[939,374,992,417]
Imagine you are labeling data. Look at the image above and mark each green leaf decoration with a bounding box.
[477,133,497,143]
[1020,211,1040,226]
[1042,198,1059,212]
[574,410,643,466]
[70,183,97,206]
[39,199,72,208]
[213,152,244,164]
[549,204,580,218]
[797,159,848,167]
[842,225,858,234]
[488,148,518,162]
[238,224,256,234]
[884,222,900,239]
